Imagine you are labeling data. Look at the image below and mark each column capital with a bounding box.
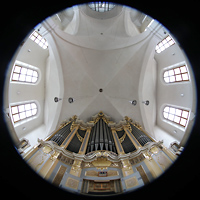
[110,127,116,131]
[86,126,92,131]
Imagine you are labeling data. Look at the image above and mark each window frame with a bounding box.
[10,102,38,124]
[163,105,190,128]
[11,64,39,84]
[155,35,175,54]
[29,30,48,49]
[88,2,115,12]
[163,64,190,84]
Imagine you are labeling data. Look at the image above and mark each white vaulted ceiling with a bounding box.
[43,5,158,134]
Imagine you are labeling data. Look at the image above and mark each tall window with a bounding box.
[11,64,39,83]
[163,65,189,83]
[88,2,115,12]
[163,106,189,127]
[29,30,48,49]
[155,35,175,53]
[11,102,38,123]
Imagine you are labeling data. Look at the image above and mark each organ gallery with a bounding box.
[24,112,178,195]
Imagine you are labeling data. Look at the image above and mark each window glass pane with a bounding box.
[164,77,170,83]
[43,45,47,49]
[33,71,38,77]
[180,66,187,73]
[30,35,35,40]
[175,109,182,116]
[26,76,32,82]
[168,114,174,121]
[20,112,26,120]
[35,39,40,44]
[27,69,33,76]
[37,35,42,40]
[163,112,168,119]
[12,106,18,114]
[26,110,32,117]
[14,66,21,73]
[18,105,25,112]
[19,74,26,81]
[164,71,168,77]
[39,42,43,47]
[31,103,37,109]
[32,77,37,83]
[182,73,189,80]
[176,74,182,81]
[32,108,37,115]
[166,36,171,41]
[162,39,167,44]
[33,31,38,37]
[12,73,19,81]
[168,70,174,76]
[164,106,169,113]
[182,111,189,119]
[169,107,176,114]
[21,68,27,74]
[174,68,180,74]
[169,76,175,82]
[180,118,187,126]
[25,104,31,111]
[13,114,20,122]
[160,46,165,51]
[169,40,175,45]
[174,116,180,123]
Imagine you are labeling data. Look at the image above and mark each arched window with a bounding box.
[163,65,189,83]
[163,106,189,127]
[29,30,48,49]
[11,102,38,123]
[155,35,175,53]
[11,64,39,84]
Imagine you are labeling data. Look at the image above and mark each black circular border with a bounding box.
[0,1,199,200]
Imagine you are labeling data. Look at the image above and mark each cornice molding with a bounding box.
[38,139,163,163]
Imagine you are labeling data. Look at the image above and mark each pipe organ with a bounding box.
[23,112,178,196]
[86,118,117,153]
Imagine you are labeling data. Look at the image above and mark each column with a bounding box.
[123,125,142,149]
[111,128,134,177]
[78,127,92,155]
[60,124,80,149]
[111,128,125,155]
[69,126,92,177]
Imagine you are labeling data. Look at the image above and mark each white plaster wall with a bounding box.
[8,37,48,141]
[154,126,177,147]
[23,124,46,153]
[155,35,196,146]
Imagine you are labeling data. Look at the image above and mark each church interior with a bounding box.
[3,2,197,197]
